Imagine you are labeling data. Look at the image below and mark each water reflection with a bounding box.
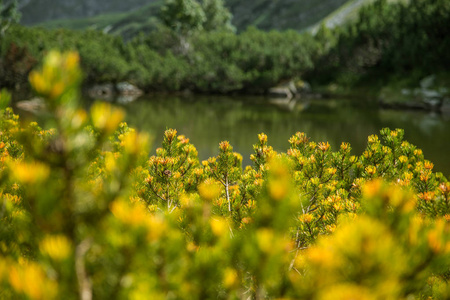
[121,95,450,176]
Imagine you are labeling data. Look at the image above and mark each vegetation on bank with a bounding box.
[1,50,450,299]
[1,0,449,97]
[309,0,450,90]
[0,24,320,94]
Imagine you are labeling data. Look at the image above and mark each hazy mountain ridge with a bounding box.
[18,0,378,34]
[226,0,350,31]
[18,0,155,25]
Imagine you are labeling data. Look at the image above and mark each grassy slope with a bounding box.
[226,0,349,31]
[315,0,408,30]
[25,0,412,36]
[19,0,155,25]
[38,12,130,31]
[30,0,379,36]
[39,2,163,37]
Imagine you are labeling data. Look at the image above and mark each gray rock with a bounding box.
[268,87,293,99]
[116,82,143,96]
[88,82,142,102]
[88,83,115,100]
[287,81,298,95]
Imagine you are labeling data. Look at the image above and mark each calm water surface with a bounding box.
[120,95,450,176]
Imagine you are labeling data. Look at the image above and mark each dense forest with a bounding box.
[1,0,449,99]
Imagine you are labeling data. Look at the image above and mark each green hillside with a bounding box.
[19,0,154,25]
[24,0,379,37]
[314,0,408,30]
[226,0,348,31]
[39,2,163,37]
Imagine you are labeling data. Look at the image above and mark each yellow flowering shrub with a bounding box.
[291,181,450,299]
[140,129,200,211]
[0,51,449,299]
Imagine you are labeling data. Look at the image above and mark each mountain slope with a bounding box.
[316,0,408,30]
[19,0,389,35]
[39,2,164,37]
[226,0,349,31]
[18,0,156,25]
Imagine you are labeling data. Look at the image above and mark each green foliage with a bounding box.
[201,0,235,32]
[0,88,11,109]
[0,51,149,299]
[0,0,20,35]
[158,0,235,56]
[4,0,447,96]
[184,27,319,92]
[204,141,242,214]
[159,0,234,34]
[1,24,322,93]
[159,0,206,35]
[0,51,450,299]
[0,26,134,87]
[143,129,201,210]
[292,181,450,299]
[309,0,450,86]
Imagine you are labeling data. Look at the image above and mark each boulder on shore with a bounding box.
[87,82,143,102]
[268,80,299,99]
[269,87,293,99]
[87,83,115,101]
[379,75,450,113]
[116,82,143,96]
